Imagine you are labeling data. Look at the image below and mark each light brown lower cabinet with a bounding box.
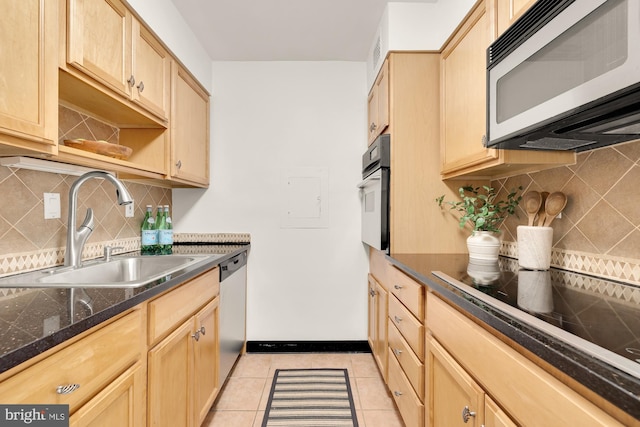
[426,294,625,427]
[0,308,146,422]
[147,273,220,427]
[368,273,388,381]
[69,361,146,427]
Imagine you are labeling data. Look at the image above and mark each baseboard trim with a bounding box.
[246,341,371,353]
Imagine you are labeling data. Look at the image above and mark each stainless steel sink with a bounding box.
[0,254,218,288]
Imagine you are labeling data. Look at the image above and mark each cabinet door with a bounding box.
[496,0,536,35]
[67,0,132,97]
[171,65,210,187]
[193,298,220,427]
[131,19,170,120]
[484,396,517,427]
[427,336,484,427]
[367,274,377,353]
[0,0,57,151]
[440,0,497,176]
[367,59,389,145]
[69,362,145,427]
[148,319,194,427]
[375,279,388,380]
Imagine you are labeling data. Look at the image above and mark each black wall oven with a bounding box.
[358,134,390,253]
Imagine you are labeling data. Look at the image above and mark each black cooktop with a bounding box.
[392,254,640,370]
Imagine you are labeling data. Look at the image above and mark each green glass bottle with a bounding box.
[154,206,164,254]
[159,205,173,254]
[141,205,156,255]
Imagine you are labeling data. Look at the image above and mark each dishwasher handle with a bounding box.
[220,252,247,282]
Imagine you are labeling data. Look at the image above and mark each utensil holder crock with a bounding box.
[517,226,553,270]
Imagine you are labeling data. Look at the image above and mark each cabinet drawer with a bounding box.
[427,295,624,426]
[388,322,424,401]
[0,309,143,413]
[389,295,424,361]
[388,265,424,320]
[387,347,424,427]
[148,268,219,346]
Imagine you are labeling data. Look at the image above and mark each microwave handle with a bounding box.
[357,175,380,189]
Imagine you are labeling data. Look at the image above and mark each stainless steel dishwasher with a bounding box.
[218,251,247,387]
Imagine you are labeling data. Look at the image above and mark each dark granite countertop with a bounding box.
[384,253,640,421]
[0,243,250,375]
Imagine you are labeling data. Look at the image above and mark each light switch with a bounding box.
[125,201,134,218]
[43,193,61,219]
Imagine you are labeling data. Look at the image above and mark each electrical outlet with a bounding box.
[44,193,61,219]
[125,201,134,218]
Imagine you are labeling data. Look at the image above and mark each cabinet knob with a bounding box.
[175,160,182,170]
[127,75,136,87]
[394,315,402,323]
[369,122,377,132]
[462,406,476,423]
[369,288,376,297]
[393,390,403,397]
[393,348,403,356]
[137,81,145,93]
[199,326,206,336]
[394,284,403,290]
[56,384,80,395]
[192,331,200,341]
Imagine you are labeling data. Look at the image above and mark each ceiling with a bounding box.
[170,0,438,61]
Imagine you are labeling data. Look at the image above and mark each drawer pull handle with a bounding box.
[393,390,403,397]
[393,348,402,356]
[56,384,80,395]
[394,285,403,290]
[394,315,402,323]
[462,406,476,423]
[192,331,200,341]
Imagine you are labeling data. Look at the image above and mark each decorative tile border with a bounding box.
[0,234,250,277]
[173,233,251,243]
[501,241,640,287]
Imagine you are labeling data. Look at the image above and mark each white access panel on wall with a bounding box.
[280,167,328,228]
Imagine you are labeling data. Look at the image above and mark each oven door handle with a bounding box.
[357,170,382,189]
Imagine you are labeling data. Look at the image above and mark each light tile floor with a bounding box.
[202,352,405,427]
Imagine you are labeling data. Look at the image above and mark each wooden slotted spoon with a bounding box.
[542,192,567,227]
[522,191,542,226]
[536,191,549,226]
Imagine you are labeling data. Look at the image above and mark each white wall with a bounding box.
[173,62,370,341]
[366,0,477,88]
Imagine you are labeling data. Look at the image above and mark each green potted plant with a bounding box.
[436,185,522,261]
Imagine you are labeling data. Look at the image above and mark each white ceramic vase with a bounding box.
[467,231,501,262]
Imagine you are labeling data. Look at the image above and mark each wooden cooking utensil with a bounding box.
[543,192,567,227]
[522,191,542,226]
[536,191,549,226]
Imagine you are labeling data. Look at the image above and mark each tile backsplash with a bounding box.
[0,105,171,276]
[493,139,640,285]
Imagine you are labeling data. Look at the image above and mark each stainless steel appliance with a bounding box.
[358,134,390,253]
[218,252,247,387]
[487,0,640,151]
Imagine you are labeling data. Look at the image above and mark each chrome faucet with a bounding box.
[65,171,133,268]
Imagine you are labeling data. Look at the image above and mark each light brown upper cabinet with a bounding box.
[496,0,537,36]
[169,65,210,187]
[440,0,574,180]
[0,0,58,155]
[367,59,390,145]
[65,0,170,122]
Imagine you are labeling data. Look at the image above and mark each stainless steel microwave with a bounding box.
[486,0,640,151]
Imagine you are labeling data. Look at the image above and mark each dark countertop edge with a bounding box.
[384,254,640,421]
[0,245,250,375]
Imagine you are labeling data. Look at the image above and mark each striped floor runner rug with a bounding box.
[262,368,358,427]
